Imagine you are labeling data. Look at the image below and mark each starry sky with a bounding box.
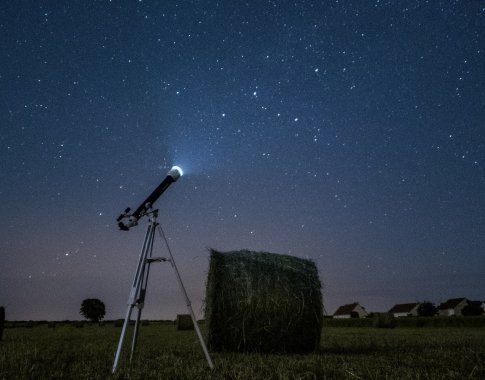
[1,1,484,321]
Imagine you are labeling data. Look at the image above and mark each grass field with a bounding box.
[1,321,484,379]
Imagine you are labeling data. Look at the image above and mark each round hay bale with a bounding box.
[205,249,323,353]
[176,314,194,330]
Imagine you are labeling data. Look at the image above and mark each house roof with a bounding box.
[468,300,483,307]
[388,303,419,313]
[334,302,362,316]
[438,298,467,310]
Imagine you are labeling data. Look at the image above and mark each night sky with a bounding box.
[1,1,484,321]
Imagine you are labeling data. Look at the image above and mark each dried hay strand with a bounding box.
[205,249,323,353]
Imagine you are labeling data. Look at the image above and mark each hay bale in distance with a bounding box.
[373,313,396,329]
[176,314,194,330]
[205,249,323,353]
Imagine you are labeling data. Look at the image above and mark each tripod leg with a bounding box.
[157,224,214,369]
[112,223,154,373]
[130,287,150,361]
[112,304,135,373]
[130,224,155,362]
[130,300,143,362]
[184,300,214,370]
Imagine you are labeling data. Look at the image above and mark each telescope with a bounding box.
[117,166,183,230]
[112,163,214,372]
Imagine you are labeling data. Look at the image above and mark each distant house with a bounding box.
[464,301,485,316]
[333,303,369,318]
[388,303,420,317]
[438,298,469,316]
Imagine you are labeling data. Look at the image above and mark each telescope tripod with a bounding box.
[112,209,214,373]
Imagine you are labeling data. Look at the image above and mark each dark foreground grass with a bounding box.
[1,323,484,379]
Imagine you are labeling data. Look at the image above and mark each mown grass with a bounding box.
[1,322,484,379]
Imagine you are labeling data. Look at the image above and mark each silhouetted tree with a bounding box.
[0,306,5,341]
[417,302,437,317]
[462,302,483,316]
[80,299,106,322]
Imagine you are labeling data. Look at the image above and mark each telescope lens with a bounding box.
[167,165,183,180]
[172,166,183,177]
